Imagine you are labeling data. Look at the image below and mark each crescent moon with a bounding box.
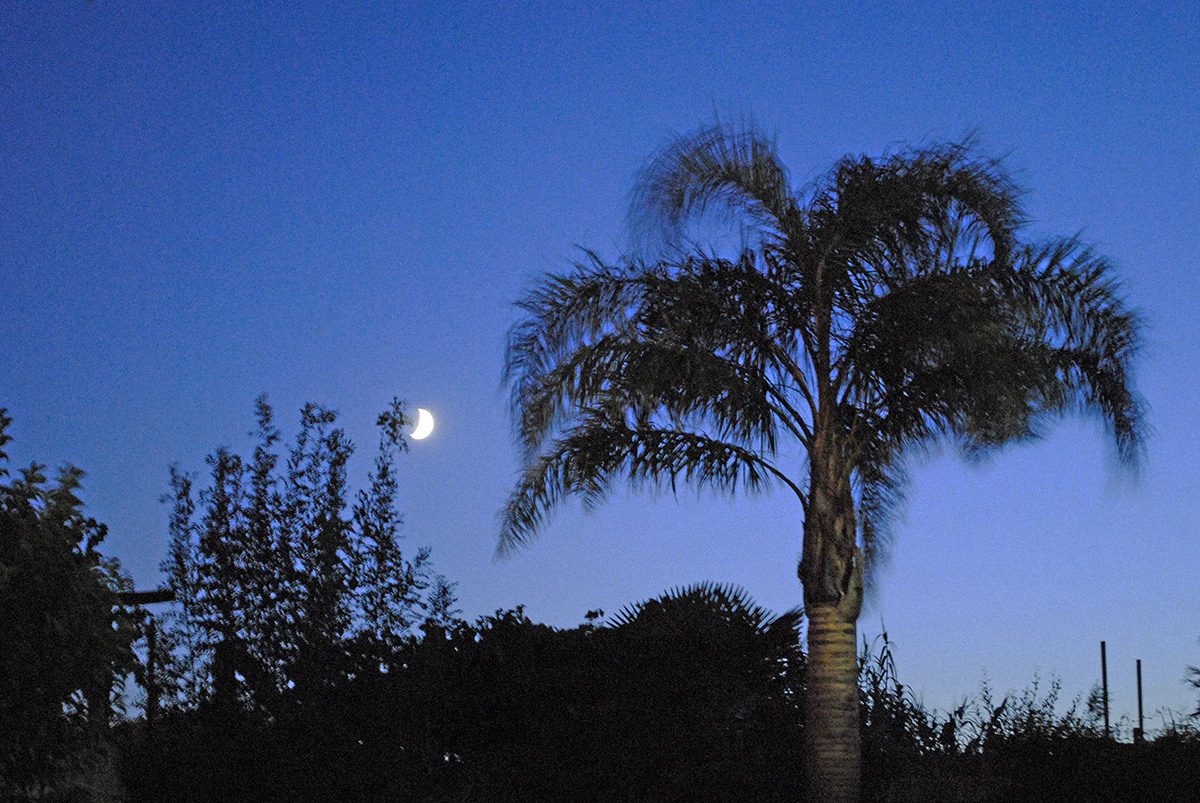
[411,408,435,440]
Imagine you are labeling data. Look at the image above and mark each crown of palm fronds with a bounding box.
[502,123,1143,560]
[607,581,802,640]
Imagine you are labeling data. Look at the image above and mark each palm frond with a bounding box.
[841,236,1144,482]
[498,417,802,554]
[505,252,642,384]
[507,251,815,459]
[629,121,796,253]
[810,144,1024,341]
[853,436,909,586]
[607,581,803,642]
[1006,238,1145,464]
[505,255,645,453]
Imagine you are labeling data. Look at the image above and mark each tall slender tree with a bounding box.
[501,123,1143,801]
[160,397,456,713]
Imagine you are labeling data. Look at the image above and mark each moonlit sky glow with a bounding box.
[3,1,1198,725]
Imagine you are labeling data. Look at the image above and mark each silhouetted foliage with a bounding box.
[120,583,806,802]
[1187,649,1200,720]
[0,409,138,797]
[856,634,1200,802]
[303,584,806,802]
[154,396,457,717]
[118,584,1200,803]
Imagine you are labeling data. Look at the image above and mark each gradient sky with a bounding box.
[3,1,1198,727]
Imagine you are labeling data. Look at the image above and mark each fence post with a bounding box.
[1134,659,1144,744]
[1101,641,1110,738]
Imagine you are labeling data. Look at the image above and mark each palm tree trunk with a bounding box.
[800,447,863,802]
[804,602,860,803]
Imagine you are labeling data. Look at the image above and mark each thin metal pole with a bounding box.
[1136,659,1144,743]
[1101,641,1110,738]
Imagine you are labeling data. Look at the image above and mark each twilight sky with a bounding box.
[3,1,1198,726]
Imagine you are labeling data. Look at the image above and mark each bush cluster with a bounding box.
[117,604,1200,803]
[120,584,807,803]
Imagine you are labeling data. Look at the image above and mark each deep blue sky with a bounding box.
[3,1,1198,727]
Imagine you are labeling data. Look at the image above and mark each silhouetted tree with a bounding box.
[0,409,138,794]
[596,583,805,800]
[158,396,455,715]
[502,122,1144,801]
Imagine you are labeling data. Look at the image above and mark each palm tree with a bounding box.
[501,123,1143,802]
